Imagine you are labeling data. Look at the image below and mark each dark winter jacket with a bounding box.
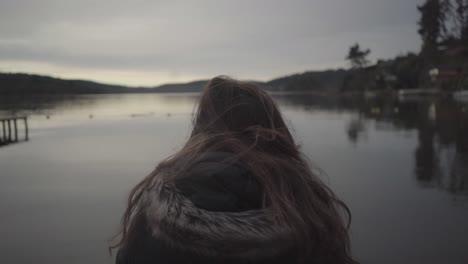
[116,152,298,264]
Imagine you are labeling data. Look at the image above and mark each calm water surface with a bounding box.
[0,93,467,264]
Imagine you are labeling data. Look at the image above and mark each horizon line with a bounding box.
[0,67,348,89]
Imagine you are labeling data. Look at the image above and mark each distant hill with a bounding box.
[266,69,348,92]
[0,69,348,95]
[151,80,209,93]
[0,73,136,94]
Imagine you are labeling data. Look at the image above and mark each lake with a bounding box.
[0,93,467,264]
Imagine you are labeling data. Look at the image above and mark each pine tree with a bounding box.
[418,0,446,53]
[455,0,468,41]
[346,44,371,69]
[439,0,468,42]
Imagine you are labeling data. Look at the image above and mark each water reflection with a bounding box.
[362,98,467,196]
[1,94,467,197]
[0,94,198,119]
[275,95,468,197]
[1,93,467,264]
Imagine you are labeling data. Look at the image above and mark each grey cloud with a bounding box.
[0,0,424,83]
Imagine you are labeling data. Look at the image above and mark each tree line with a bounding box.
[418,0,468,54]
[347,0,468,68]
[343,0,468,92]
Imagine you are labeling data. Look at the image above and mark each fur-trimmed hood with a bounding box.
[140,152,294,260]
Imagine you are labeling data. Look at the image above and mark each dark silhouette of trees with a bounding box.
[341,1,467,92]
[346,43,371,69]
[418,0,447,53]
[418,0,468,48]
[443,0,468,41]
[454,0,468,41]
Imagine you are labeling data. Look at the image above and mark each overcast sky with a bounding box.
[0,0,424,86]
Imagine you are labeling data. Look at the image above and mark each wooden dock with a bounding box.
[398,88,441,97]
[0,116,29,146]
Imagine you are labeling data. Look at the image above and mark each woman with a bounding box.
[111,76,357,264]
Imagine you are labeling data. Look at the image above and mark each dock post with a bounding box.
[7,119,11,142]
[14,119,18,142]
[1,121,4,144]
[0,117,29,146]
[24,117,29,141]
[2,120,5,143]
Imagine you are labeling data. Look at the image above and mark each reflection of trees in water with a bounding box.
[273,94,345,112]
[0,94,199,117]
[347,117,367,144]
[355,97,468,196]
[277,94,468,196]
[0,95,102,116]
[2,94,466,196]
[414,111,439,184]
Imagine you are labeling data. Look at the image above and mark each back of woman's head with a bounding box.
[186,77,299,161]
[192,76,290,137]
[113,76,357,264]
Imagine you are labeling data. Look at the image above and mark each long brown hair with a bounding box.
[111,76,357,263]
